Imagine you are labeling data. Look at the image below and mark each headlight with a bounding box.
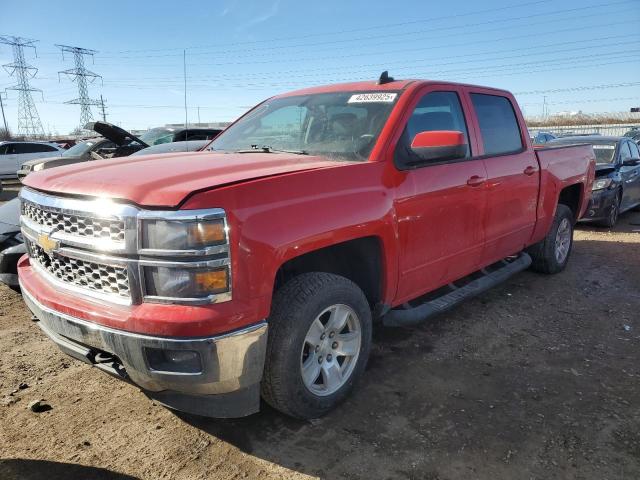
[592,178,613,191]
[139,210,231,304]
[32,163,44,172]
[143,265,230,300]
[142,218,226,251]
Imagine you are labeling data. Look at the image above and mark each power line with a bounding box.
[56,44,102,130]
[0,35,45,137]
[99,0,555,55]
[94,19,638,70]
[98,0,636,61]
[91,50,640,91]
[515,82,640,95]
[94,38,639,86]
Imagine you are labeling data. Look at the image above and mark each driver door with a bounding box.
[393,88,487,303]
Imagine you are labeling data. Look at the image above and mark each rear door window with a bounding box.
[470,93,523,156]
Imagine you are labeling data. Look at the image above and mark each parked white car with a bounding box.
[0,141,63,180]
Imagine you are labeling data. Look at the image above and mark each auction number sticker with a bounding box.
[348,93,397,103]
[592,145,615,150]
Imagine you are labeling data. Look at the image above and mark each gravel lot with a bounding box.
[1,184,639,480]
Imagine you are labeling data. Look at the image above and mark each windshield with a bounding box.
[62,140,98,157]
[591,144,616,164]
[208,91,400,161]
[139,128,175,146]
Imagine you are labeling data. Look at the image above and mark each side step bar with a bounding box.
[382,253,532,327]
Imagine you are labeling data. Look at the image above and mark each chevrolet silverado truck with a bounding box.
[17,74,596,419]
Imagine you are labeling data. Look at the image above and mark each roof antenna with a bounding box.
[378,71,394,85]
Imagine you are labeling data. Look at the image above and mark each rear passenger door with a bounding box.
[619,141,640,210]
[467,91,539,266]
[393,88,487,302]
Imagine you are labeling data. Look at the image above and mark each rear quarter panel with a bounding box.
[531,144,595,243]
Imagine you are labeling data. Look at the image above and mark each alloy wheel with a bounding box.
[300,304,362,396]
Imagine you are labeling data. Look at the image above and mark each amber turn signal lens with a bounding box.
[191,220,226,246]
[194,268,229,293]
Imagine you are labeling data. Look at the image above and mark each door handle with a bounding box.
[524,165,537,176]
[466,175,486,187]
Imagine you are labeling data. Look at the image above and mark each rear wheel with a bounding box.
[261,272,372,419]
[527,204,574,274]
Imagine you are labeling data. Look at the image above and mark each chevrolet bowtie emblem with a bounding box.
[37,233,60,254]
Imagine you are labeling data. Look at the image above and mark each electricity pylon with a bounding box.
[0,35,45,137]
[56,44,102,131]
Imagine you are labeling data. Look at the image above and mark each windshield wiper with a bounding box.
[235,145,308,155]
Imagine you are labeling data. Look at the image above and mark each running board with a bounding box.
[382,253,532,327]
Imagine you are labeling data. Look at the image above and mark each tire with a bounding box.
[597,191,621,228]
[527,204,574,274]
[261,272,372,419]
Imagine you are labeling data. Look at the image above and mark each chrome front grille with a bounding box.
[22,201,125,243]
[27,241,130,298]
[20,187,231,306]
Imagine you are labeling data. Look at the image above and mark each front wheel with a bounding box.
[597,192,621,228]
[261,272,372,419]
[527,204,574,274]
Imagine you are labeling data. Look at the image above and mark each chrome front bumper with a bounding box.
[22,286,268,417]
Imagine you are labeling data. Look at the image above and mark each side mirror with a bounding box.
[410,131,467,163]
[622,158,640,167]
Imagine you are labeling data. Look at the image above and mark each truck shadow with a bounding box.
[176,227,639,478]
[0,459,139,480]
[175,321,448,478]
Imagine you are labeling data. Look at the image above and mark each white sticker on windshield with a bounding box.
[592,145,615,149]
[348,93,397,103]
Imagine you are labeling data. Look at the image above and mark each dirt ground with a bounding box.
[1,183,639,480]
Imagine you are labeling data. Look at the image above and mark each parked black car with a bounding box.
[547,135,640,227]
[0,197,22,289]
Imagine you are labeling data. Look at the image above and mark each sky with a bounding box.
[1,0,639,135]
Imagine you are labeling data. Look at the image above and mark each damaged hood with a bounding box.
[86,121,149,148]
[23,151,350,207]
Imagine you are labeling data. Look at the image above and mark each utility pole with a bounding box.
[542,96,548,119]
[183,49,188,129]
[0,92,8,133]
[0,35,45,137]
[99,94,107,122]
[197,106,201,124]
[56,44,102,131]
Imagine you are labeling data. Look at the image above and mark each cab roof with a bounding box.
[276,79,513,98]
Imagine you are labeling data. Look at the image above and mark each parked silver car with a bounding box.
[0,141,63,180]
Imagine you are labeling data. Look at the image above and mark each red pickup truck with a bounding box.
[18,75,595,419]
